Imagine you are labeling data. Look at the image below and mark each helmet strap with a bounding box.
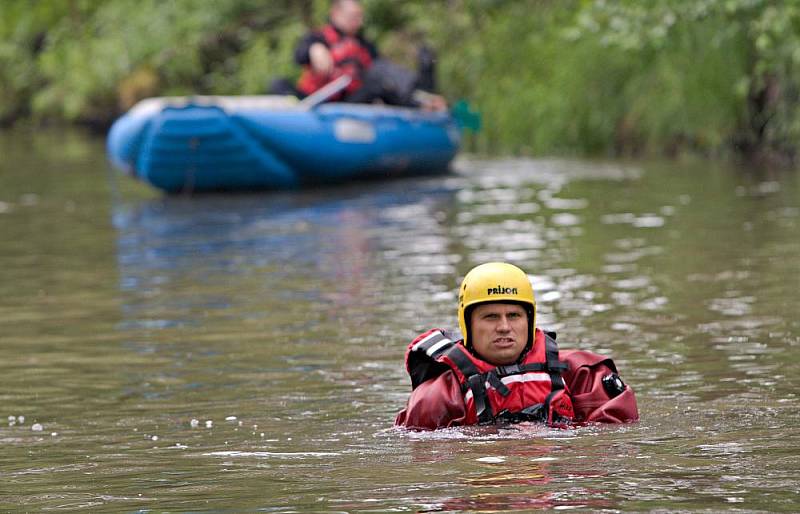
[463,304,475,349]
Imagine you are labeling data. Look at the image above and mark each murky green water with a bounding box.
[1,128,799,511]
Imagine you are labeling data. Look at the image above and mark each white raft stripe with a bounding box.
[464,372,551,401]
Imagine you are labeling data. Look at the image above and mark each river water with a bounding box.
[1,128,798,511]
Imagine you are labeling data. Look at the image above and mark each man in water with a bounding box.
[396,262,639,430]
[271,0,446,111]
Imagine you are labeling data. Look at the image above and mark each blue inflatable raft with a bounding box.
[107,95,461,193]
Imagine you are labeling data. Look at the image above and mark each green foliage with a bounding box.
[420,0,800,158]
[2,0,800,160]
[1,0,304,124]
[0,1,63,123]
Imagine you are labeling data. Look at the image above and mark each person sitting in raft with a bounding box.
[395,262,639,430]
[270,0,447,111]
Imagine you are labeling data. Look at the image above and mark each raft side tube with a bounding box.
[137,105,297,193]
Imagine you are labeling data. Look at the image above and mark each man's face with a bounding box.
[331,0,364,36]
[469,303,529,365]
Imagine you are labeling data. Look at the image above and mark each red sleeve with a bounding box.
[395,370,467,430]
[561,350,639,424]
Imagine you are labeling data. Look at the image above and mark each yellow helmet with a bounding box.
[457,262,536,348]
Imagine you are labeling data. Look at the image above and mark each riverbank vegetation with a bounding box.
[2,0,799,163]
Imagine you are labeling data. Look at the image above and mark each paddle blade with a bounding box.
[451,99,482,132]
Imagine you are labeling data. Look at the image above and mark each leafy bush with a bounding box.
[2,0,800,161]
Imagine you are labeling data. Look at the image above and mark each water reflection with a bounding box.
[389,424,642,512]
[107,157,800,509]
[4,129,800,511]
[112,179,462,333]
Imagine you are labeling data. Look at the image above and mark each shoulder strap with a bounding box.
[542,331,568,422]
[543,331,569,373]
[407,332,495,423]
[441,345,494,424]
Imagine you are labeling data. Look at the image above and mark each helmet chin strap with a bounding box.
[524,304,534,352]
[513,307,534,364]
[462,304,474,349]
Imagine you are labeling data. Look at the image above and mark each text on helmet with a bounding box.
[487,286,518,295]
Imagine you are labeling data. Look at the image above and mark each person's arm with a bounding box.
[294,31,328,65]
[561,349,639,423]
[395,370,467,430]
[308,43,334,76]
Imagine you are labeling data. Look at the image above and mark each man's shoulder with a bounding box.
[409,328,462,347]
[560,349,618,370]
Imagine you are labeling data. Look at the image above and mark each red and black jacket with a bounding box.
[396,329,639,430]
[295,24,377,98]
[404,328,575,425]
